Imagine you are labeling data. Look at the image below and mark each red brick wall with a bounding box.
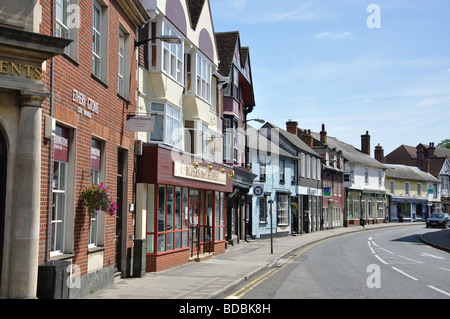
[38,0,138,277]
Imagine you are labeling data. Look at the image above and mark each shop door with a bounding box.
[0,130,6,288]
[115,149,125,272]
[189,201,200,255]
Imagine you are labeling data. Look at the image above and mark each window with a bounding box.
[279,159,285,183]
[405,182,410,196]
[311,157,316,180]
[306,155,311,179]
[92,1,102,77]
[56,0,78,59]
[417,183,422,197]
[51,126,69,256]
[291,160,296,185]
[378,170,383,187]
[162,21,183,83]
[232,67,239,100]
[300,153,305,178]
[89,139,102,247]
[147,102,181,148]
[56,0,69,40]
[118,29,125,96]
[223,117,238,162]
[260,154,266,181]
[196,54,212,103]
[317,159,321,181]
[259,195,267,223]
[277,195,289,225]
[390,180,395,194]
[365,167,369,185]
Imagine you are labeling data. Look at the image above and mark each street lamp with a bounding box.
[244,118,265,124]
[134,35,182,48]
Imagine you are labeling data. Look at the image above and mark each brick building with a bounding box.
[37,0,149,298]
[0,0,149,299]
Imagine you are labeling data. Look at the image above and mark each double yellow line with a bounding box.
[225,240,326,299]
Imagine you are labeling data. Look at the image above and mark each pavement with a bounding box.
[84,222,449,299]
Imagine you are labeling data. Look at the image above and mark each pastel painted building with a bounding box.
[134,0,233,272]
[247,127,298,238]
[385,164,441,222]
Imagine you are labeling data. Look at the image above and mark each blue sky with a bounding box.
[210,0,450,155]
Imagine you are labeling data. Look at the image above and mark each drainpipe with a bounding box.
[45,0,56,263]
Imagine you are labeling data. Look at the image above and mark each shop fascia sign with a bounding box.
[72,88,99,118]
[0,59,42,80]
[174,161,227,185]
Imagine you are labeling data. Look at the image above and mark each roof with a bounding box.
[384,164,440,183]
[186,0,206,30]
[310,131,386,169]
[263,123,321,157]
[215,31,240,77]
[246,125,297,160]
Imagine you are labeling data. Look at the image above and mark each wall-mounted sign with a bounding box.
[174,161,226,185]
[73,88,99,118]
[323,187,331,197]
[0,59,42,80]
[253,185,264,197]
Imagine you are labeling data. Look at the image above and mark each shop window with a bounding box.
[88,138,104,247]
[51,126,69,256]
[277,195,289,226]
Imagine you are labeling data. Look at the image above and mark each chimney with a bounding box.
[374,143,384,162]
[320,123,327,144]
[428,142,435,158]
[301,129,314,148]
[286,120,298,136]
[361,131,370,155]
[417,144,430,172]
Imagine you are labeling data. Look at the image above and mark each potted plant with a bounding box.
[80,183,117,223]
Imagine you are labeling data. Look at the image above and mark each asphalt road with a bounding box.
[222,225,450,299]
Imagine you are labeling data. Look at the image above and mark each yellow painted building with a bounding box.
[385,164,441,221]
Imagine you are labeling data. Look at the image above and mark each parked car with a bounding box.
[426,213,450,228]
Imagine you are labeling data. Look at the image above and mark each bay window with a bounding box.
[162,21,183,83]
[147,101,181,149]
[196,54,212,103]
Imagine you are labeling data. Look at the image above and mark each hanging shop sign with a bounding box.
[126,115,154,132]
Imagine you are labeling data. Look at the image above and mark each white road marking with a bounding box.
[374,254,388,265]
[391,267,418,281]
[421,252,444,260]
[428,285,450,297]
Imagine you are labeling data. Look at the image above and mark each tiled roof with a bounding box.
[186,0,206,30]
[215,31,239,76]
[385,164,440,182]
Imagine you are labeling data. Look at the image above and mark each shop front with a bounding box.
[388,196,428,222]
[136,145,232,272]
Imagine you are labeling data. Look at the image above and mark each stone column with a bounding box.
[7,92,46,298]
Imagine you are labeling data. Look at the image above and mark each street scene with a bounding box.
[0,0,449,308]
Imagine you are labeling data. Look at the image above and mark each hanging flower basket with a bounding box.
[81,183,117,222]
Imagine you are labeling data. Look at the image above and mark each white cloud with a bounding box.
[313,32,351,39]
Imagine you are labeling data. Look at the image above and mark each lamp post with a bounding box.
[134,35,181,48]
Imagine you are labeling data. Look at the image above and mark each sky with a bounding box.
[209,0,450,156]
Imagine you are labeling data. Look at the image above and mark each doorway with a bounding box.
[0,130,6,287]
[189,200,200,256]
[115,149,125,273]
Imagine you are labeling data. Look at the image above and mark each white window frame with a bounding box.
[92,1,102,77]
[277,194,289,226]
[162,21,183,84]
[417,183,422,197]
[147,101,181,149]
[51,161,68,256]
[405,181,410,196]
[118,29,125,96]
[390,180,395,194]
[196,54,212,103]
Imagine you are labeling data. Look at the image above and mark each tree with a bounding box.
[437,139,450,149]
